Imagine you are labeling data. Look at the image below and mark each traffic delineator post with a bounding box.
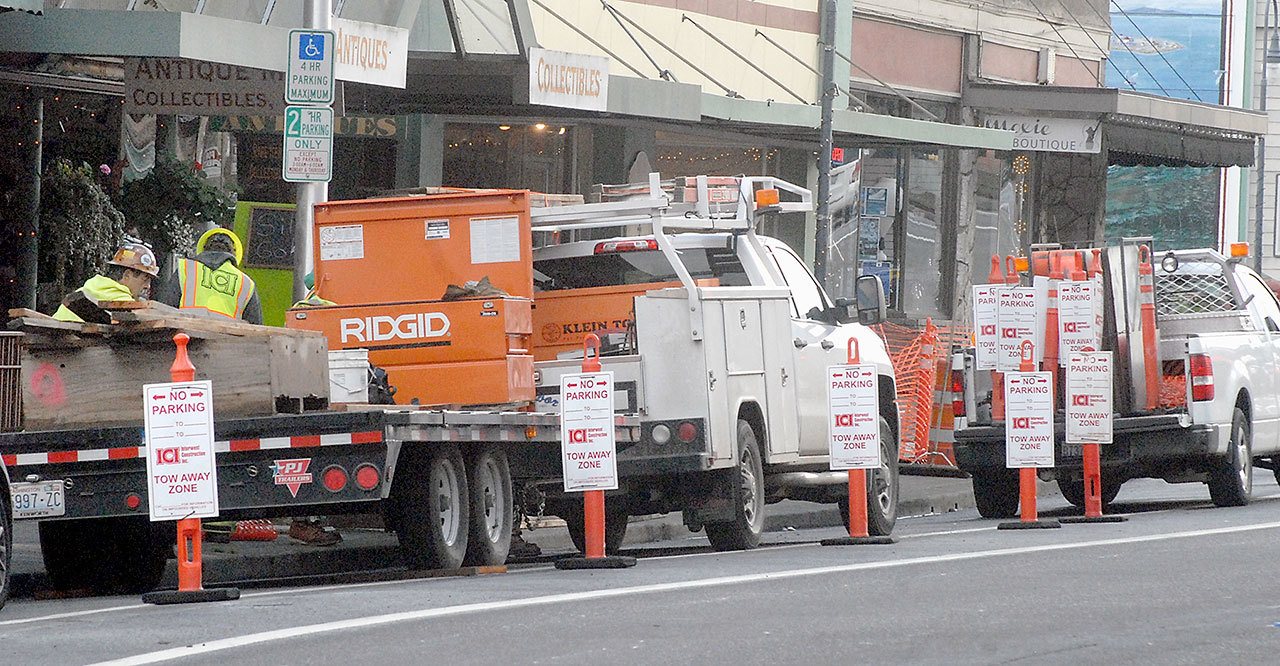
[1136,245,1159,411]
[822,339,897,547]
[1060,342,1127,525]
[998,340,1061,530]
[555,334,637,570]
[143,333,240,605]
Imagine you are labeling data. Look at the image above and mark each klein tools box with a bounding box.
[294,189,537,407]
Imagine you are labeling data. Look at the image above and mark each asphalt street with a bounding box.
[6,474,1280,665]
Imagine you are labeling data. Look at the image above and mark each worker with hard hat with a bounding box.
[53,241,159,322]
[154,227,263,324]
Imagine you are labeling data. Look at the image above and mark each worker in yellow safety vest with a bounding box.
[53,242,159,322]
[154,228,262,324]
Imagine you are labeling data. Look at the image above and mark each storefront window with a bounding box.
[972,152,1019,280]
[443,123,573,193]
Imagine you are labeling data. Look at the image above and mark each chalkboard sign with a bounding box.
[244,207,294,270]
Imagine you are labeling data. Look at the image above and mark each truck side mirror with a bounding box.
[854,275,887,325]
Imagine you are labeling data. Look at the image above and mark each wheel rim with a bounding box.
[1236,422,1252,495]
[740,444,762,528]
[0,519,8,590]
[432,458,462,547]
[872,435,895,515]
[477,457,505,543]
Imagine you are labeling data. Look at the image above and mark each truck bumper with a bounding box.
[954,415,1221,476]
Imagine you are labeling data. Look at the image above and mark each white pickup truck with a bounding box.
[529,175,899,550]
[954,243,1280,516]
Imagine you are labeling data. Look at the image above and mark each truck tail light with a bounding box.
[1189,353,1214,402]
[322,465,349,493]
[354,464,381,491]
[677,421,699,443]
[594,239,658,254]
[950,368,966,418]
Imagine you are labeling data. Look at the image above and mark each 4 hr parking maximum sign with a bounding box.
[282,105,333,183]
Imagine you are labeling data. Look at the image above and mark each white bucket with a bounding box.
[328,349,369,404]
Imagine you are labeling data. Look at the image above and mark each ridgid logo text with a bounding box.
[339,313,451,343]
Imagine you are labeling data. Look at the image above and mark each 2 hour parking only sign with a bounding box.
[282,105,333,182]
[144,380,219,521]
[560,372,619,492]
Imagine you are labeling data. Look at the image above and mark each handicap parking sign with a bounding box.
[298,33,326,61]
[287,30,335,105]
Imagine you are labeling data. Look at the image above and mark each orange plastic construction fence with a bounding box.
[872,320,968,470]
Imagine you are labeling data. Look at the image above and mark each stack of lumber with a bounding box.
[7,301,331,431]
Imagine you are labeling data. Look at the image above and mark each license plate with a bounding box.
[10,480,66,519]
[1059,442,1084,460]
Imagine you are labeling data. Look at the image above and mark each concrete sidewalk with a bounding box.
[10,474,1018,596]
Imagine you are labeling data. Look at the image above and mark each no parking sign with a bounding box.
[559,372,618,492]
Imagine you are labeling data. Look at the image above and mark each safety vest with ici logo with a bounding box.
[178,259,255,319]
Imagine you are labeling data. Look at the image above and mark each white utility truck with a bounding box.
[530,175,899,550]
[954,241,1280,515]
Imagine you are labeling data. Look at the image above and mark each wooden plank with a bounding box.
[8,308,55,320]
[96,300,154,311]
[5,317,113,337]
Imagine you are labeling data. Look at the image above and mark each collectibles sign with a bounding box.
[1066,351,1113,444]
[1057,280,1102,363]
[1005,371,1055,468]
[827,364,881,470]
[997,287,1043,371]
[983,114,1102,154]
[124,58,285,116]
[529,47,609,112]
[560,372,619,491]
[972,284,1001,370]
[144,380,219,520]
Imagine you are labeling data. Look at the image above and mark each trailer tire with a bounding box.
[1057,475,1123,509]
[562,503,629,555]
[705,419,766,551]
[972,469,1019,519]
[394,445,470,570]
[0,488,11,610]
[838,416,899,535]
[40,517,169,594]
[1209,407,1252,507]
[462,446,513,566]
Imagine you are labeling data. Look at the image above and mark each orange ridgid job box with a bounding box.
[291,189,537,406]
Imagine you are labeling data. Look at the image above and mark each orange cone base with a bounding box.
[997,519,1061,530]
[554,555,637,570]
[820,535,898,546]
[142,587,240,605]
[1060,515,1127,524]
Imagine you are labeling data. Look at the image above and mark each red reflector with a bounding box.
[677,422,698,442]
[950,369,966,418]
[126,493,142,510]
[321,465,349,492]
[1189,353,1214,402]
[594,239,658,254]
[354,464,380,491]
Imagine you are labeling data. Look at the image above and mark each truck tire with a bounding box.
[40,517,169,594]
[838,416,899,535]
[394,445,471,570]
[562,502,629,555]
[1057,475,1123,509]
[462,446,513,567]
[972,469,1019,519]
[705,419,766,551]
[1208,407,1252,507]
[0,490,11,609]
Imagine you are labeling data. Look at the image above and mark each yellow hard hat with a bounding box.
[107,242,159,277]
[196,227,245,266]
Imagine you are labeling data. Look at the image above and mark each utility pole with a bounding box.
[294,0,332,301]
[14,94,43,309]
[814,0,837,288]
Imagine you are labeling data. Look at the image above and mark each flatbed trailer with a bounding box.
[1,407,639,593]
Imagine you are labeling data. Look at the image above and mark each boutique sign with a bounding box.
[983,114,1102,154]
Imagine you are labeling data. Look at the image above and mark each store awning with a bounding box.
[963,83,1265,167]
[697,93,1014,151]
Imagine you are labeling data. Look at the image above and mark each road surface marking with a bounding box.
[92,519,1280,665]
[0,604,150,627]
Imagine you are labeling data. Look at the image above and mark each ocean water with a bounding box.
[1104,11,1223,249]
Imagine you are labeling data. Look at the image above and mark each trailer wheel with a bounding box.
[1209,407,1252,507]
[562,502,629,555]
[394,445,470,570]
[971,469,1019,519]
[40,517,169,594]
[1057,475,1123,508]
[462,446,513,566]
[705,419,766,551]
[0,489,11,609]
[839,416,899,535]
